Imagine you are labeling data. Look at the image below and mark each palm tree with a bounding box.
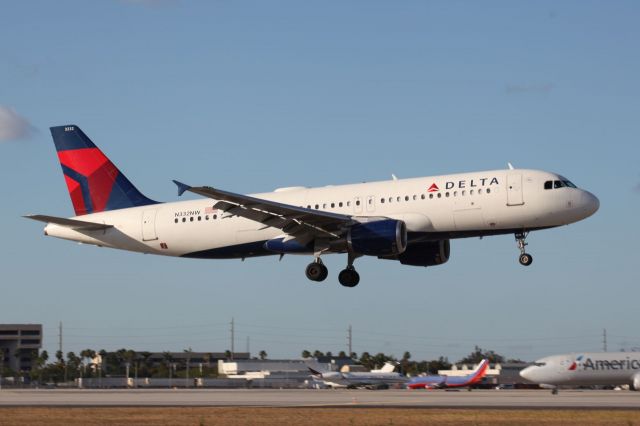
[258,350,267,360]
[301,350,311,359]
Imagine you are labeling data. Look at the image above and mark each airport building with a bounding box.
[0,324,43,372]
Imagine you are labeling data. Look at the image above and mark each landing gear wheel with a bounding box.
[515,232,533,267]
[551,388,558,395]
[305,261,328,282]
[519,253,533,266]
[338,267,360,287]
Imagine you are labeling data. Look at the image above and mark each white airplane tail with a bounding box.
[372,362,396,373]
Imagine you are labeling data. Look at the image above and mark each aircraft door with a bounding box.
[142,209,158,241]
[506,173,524,206]
[366,195,376,213]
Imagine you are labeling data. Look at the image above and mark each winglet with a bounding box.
[507,162,515,170]
[173,180,191,197]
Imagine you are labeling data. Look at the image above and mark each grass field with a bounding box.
[1,408,640,425]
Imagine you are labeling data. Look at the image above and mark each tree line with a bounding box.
[2,345,519,384]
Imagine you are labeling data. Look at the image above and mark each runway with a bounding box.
[0,389,639,408]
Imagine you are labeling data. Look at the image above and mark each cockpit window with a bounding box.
[544,181,553,190]
[554,180,565,189]
[533,362,546,367]
[563,180,577,188]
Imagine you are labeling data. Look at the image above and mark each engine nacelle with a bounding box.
[632,373,640,391]
[381,240,450,267]
[347,219,407,257]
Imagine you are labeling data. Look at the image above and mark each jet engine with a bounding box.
[347,219,407,256]
[632,373,640,391]
[381,240,450,267]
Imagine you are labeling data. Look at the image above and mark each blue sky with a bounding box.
[1,0,638,362]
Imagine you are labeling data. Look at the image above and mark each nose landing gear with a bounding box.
[515,232,533,266]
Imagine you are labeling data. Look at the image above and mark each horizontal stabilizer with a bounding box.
[24,214,113,231]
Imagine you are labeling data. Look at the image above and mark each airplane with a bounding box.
[520,352,640,394]
[308,362,405,389]
[406,359,489,390]
[25,125,600,287]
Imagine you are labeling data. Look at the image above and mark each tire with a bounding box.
[338,269,360,287]
[519,253,533,266]
[306,263,325,281]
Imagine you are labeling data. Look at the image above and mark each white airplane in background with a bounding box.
[309,362,404,389]
[25,125,599,287]
[520,352,640,394]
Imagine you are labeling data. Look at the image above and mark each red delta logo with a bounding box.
[427,183,439,192]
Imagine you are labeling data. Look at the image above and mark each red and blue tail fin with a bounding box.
[50,125,157,216]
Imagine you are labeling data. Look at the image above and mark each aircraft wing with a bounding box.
[24,214,113,231]
[173,181,353,238]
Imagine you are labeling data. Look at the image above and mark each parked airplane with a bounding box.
[520,352,640,394]
[407,359,489,390]
[25,125,599,287]
[308,362,405,389]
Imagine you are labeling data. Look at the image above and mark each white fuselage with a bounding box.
[520,352,640,389]
[42,168,599,260]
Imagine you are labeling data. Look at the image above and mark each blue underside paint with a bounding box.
[180,228,549,261]
[182,241,273,259]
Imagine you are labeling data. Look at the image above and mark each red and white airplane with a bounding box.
[26,125,599,287]
[407,359,490,389]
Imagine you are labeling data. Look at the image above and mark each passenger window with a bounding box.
[421,194,425,200]
[347,201,351,207]
[462,190,466,196]
[413,195,417,200]
[368,199,372,205]
[315,204,319,209]
[380,198,385,203]
[397,196,401,202]
[182,218,186,222]
[486,188,491,194]
[213,214,217,219]
[389,197,393,203]
[174,218,178,224]
[454,191,457,197]
[437,193,442,198]
[356,200,360,206]
[544,181,553,190]
[190,217,194,222]
[339,202,343,207]
[331,203,335,208]
[323,203,327,208]
[478,189,482,194]
[429,194,434,199]
[445,192,450,197]
[205,215,209,220]
[470,190,474,195]
[198,216,201,221]
[405,196,409,201]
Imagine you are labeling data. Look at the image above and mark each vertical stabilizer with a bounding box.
[50,125,157,216]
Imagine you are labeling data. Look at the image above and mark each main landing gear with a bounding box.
[515,231,533,266]
[304,254,361,287]
[305,258,328,282]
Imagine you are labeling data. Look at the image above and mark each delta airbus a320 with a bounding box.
[26,125,599,287]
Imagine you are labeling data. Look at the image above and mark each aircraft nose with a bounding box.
[519,366,534,381]
[581,191,600,217]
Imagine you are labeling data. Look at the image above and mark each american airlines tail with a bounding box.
[50,125,157,216]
